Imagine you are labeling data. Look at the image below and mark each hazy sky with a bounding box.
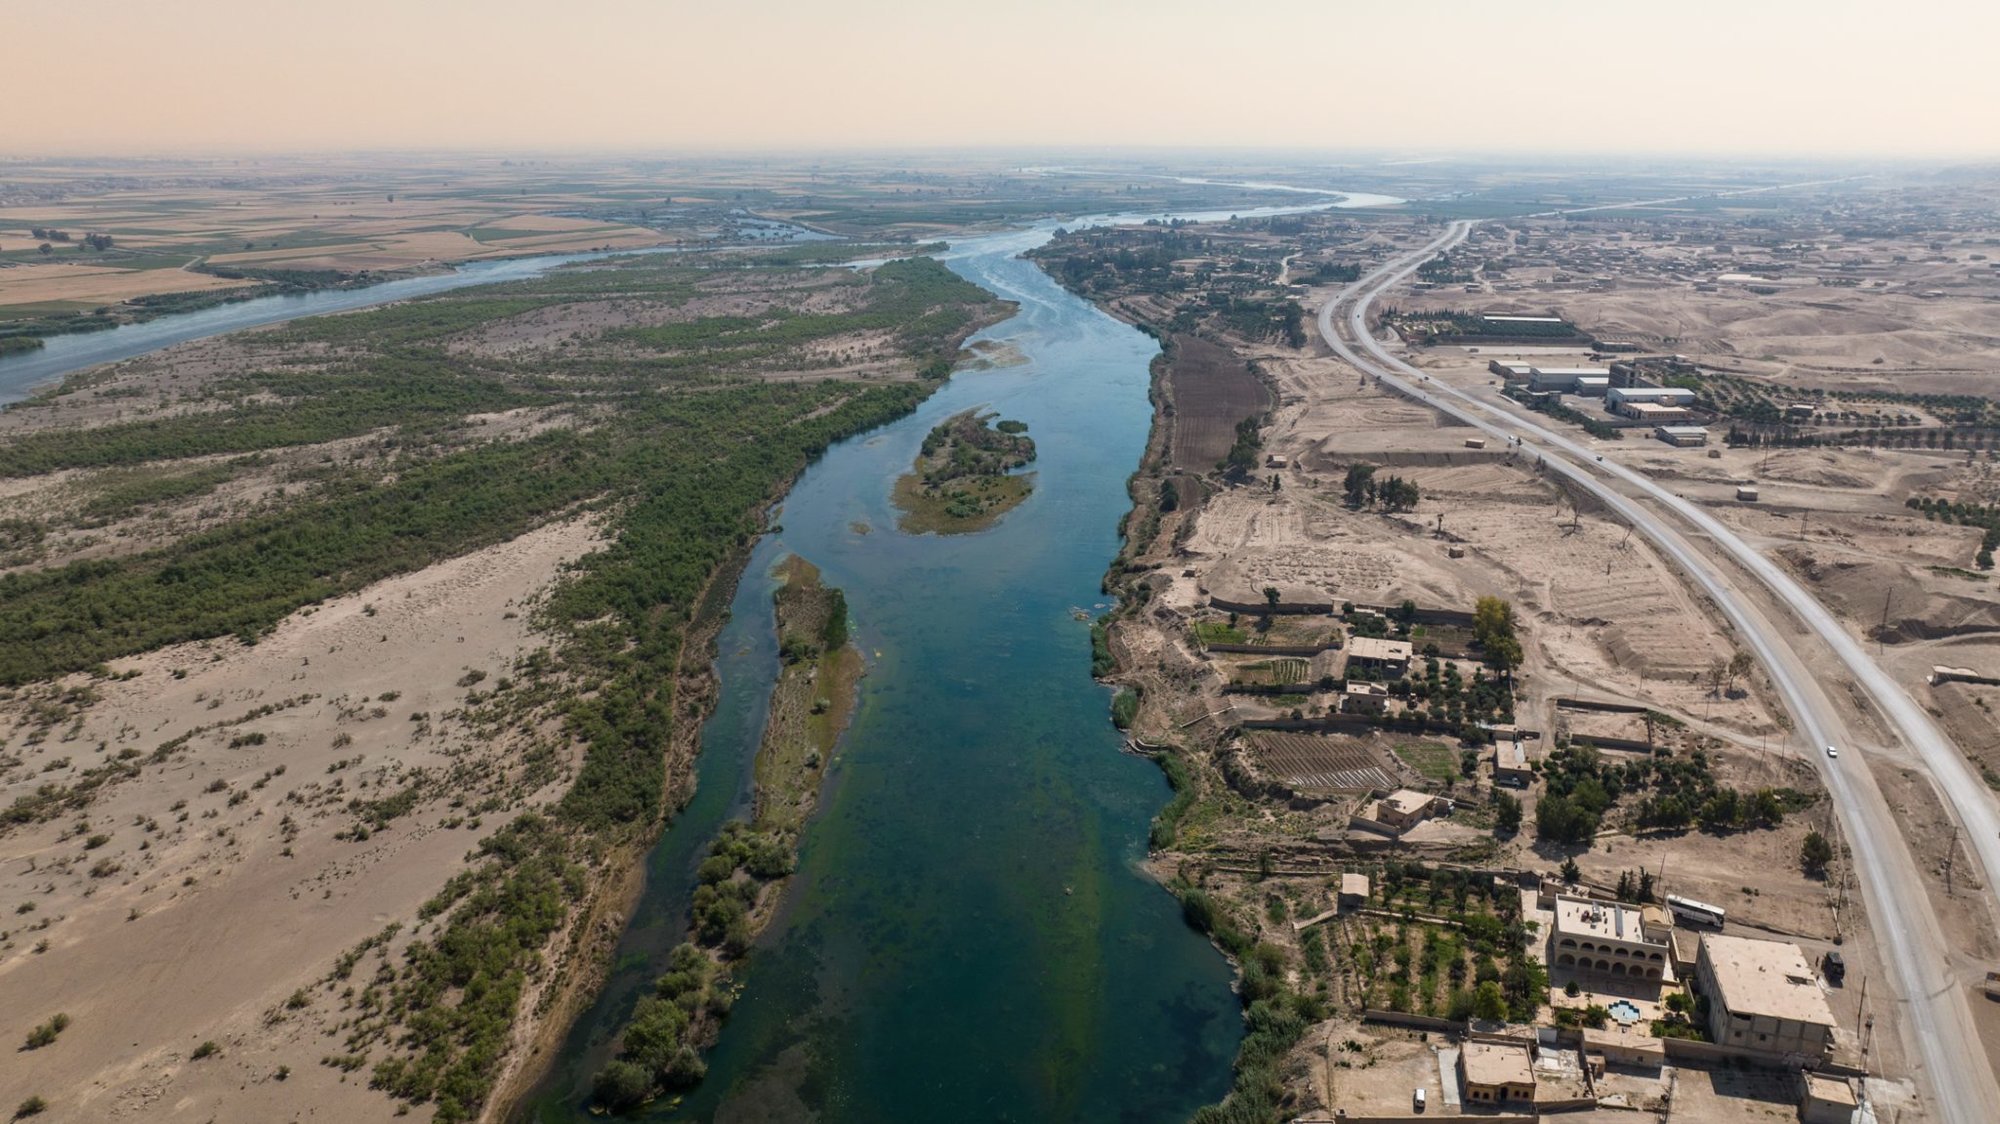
[8,0,1997,158]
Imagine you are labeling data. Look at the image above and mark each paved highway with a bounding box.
[1317,221,2000,1122]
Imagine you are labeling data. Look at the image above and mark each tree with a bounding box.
[1493,791,1522,835]
[1473,980,1510,1022]
[37,243,52,256]
[1725,650,1754,695]
[1342,463,1377,508]
[1560,857,1580,883]
[1263,586,1281,614]
[1638,868,1656,903]
[592,1060,652,1111]
[1801,830,1834,878]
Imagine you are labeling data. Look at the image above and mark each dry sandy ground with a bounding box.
[1178,366,1777,739]
[0,516,602,1123]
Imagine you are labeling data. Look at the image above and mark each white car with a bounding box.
[1826,745,1839,759]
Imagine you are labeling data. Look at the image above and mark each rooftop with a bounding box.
[1803,1073,1858,1107]
[1340,872,1371,898]
[1657,425,1710,437]
[1348,636,1413,662]
[1346,681,1390,697]
[1527,366,1610,376]
[1700,934,1837,1027]
[1554,896,1664,946]
[1461,1040,1535,1087]
[1381,789,1435,816]
[1625,401,1690,416]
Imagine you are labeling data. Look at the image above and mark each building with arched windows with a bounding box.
[1549,896,1673,992]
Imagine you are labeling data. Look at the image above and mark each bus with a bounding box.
[1666,894,1725,929]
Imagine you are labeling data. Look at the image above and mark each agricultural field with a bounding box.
[1247,734,1396,791]
[1163,334,1274,472]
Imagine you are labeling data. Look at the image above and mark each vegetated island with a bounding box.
[589,554,860,1114]
[892,409,1037,534]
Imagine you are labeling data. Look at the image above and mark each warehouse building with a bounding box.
[1696,934,1838,1058]
[1606,385,1696,410]
[1619,400,1695,422]
[1526,366,1611,393]
[1655,425,1709,447]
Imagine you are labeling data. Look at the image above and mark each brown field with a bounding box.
[1166,333,1271,471]
[1248,733,1396,791]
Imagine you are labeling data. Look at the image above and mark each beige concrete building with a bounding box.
[1799,1072,1859,1123]
[1492,740,1532,787]
[1458,1040,1537,1105]
[1341,680,1390,714]
[1696,934,1837,1058]
[1338,872,1371,911]
[1550,896,1672,985]
[1345,636,1412,676]
[1374,789,1438,830]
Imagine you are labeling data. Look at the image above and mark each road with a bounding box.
[1316,222,2000,1123]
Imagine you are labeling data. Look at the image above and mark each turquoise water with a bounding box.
[531,216,1252,1122]
[533,197,1400,1122]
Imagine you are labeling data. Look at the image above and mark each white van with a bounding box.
[1414,1087,1427,1111]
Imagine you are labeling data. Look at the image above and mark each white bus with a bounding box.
[1666,893,1725,929]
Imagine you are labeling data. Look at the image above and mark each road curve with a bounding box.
[1317,222,2000,1123]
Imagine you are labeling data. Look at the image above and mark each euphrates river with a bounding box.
[528,194,1398,1123]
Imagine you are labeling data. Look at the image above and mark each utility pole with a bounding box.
[1945,825,1959,898]
[1878,588,1892,654]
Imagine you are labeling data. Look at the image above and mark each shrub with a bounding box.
[191,1040,220,1059]
[22,1014,69,1050]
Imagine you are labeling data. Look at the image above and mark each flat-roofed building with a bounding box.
[1655,425,1710,447]
[1345,636,1412,676]
[1607,385,1696,410]
[1799,1072,1859,1124]
[1458,1040,1537,1105]
[1527,366,1610,393]
[1619,400,1695,423]
[1375,788,1438,830]
[1342,680,1390,714]
[1339,872,1371,911]
[1696,934,1837,1058]
[1489,359,1535,379]
[1551,896,1672,986]
[1492,740,1532,787]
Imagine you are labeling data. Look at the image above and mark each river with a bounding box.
[526,194,1397,1123]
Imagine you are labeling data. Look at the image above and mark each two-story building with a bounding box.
[1696,934,1837,1058]
[1550,896,1673,989]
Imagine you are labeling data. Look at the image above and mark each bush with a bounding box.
[21,1014,69,1050]
[1110,688,1139,730]
[191,1040,220,1059]
[15,1097,49,1119]
[592,1060,652,1112]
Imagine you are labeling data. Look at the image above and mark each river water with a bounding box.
[527,195,1397,1123]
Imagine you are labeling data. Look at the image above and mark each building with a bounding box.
[1374,789,1438,830]
[1338,872,1371,911]
[1265,453,1290,469]
[1492,740,1532,787]
[1342,680,1390,714]
[1550,896,1672,984]
[1736,485,1759,502]
[1606,385,1696,410]
[1458,1040,1537,1105]
[1619,400,1695,423]
[1799,1073,1859,1124]
[1696,934,1838,1058]
[1489,359,1535,380]
[1656,425,1710,447]
[1527,366,1611,393]
[1345,636,1413,676]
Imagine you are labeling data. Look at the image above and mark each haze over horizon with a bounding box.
[9,0,1998,160]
